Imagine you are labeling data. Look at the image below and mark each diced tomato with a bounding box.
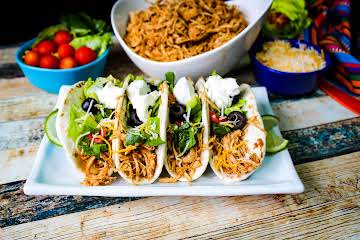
[219,116,227,122]
[87,133,103,144]
[175,120,182,126]
[210,111,220,123]
[100,128,106,137]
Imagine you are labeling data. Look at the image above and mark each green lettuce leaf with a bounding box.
[125,129,144,146]
[70,32,112,56]
[32,24,68,47]
[224,99,246,116]
[124,117,164,147]
[263,0,311,39]
[173,122,199,153]
[212,123,231,138]
[78,140,108,159]
[186,96,202,123]
[165,72,175,90]
[68,104,98,142]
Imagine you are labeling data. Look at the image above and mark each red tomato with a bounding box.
[39,55,59,69]
[75,46,97,65]
[35,40,56,55]
[175,120,182,126]
[219,116,227,122]
[100,128,106,137]
[210,111,220,123]
[87,133,102,144]
[23,50,40,66]
[57,44,75,59]
[59,57,77,69]
[54,30,73,46]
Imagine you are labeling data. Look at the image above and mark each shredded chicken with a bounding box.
[117,133,157,184]
[124,0,248,62]
[212,129,261,177]
[75,150,116,186]
[160,127,203,182]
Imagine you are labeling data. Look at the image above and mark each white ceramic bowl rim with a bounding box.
[111,0,272,66]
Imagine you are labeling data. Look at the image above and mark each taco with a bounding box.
[160,73,210,182]
[197,72,266,182]
[112,75,169,184]
[56,75,130,186]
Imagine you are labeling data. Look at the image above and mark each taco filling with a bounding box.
[63,75,128,186]
[162,73,205,182]
[114,75,166,184]
[203,72,265,179]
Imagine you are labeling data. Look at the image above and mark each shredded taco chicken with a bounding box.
[210,129,262,177]
[160,128,204,182]
[75,122,117,186]
[116,133,157,184]
[124,0,248,62]
[208,106,264,178]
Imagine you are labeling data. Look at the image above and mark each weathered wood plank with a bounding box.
[0,46,18,64]
[0,117,44,151]
[272,95,357,131]
[0,77,44,99]
[0,94,57,122]
[0,146,38,185]
[284,117,360,164]
[0,117,359,185]
[2,152,359,239]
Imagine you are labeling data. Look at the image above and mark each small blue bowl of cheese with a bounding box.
[249,39,331,96]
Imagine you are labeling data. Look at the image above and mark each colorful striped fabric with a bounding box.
[304,0,360,114]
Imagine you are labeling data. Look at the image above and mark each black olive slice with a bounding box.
[231,94,240,105]
[170,103,186,123]
[228,111,247,130]
[127,105,143,126]
[82,98,99,114]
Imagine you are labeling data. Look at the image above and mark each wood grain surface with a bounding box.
[0,42,359,239]
[2,152,359,239]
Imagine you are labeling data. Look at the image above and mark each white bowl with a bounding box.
[111,0,272,80]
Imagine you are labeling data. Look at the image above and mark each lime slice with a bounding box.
[262,114,280,131]
[266,129,288,154]
[45,109,62,147]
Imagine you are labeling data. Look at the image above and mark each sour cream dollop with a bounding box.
[173,77,196,105]
[94,82,126,109]
[205,75,240,109]
[127,80,160,122]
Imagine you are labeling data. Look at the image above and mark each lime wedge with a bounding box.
[266,129,289,154]
[45,109,62,147]
[262,114,280,131]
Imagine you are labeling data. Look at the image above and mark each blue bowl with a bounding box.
[16,39,109,94]
[249,39,331,96]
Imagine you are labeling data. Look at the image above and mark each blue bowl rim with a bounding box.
[249,39,332,76]
[16,38,110,72]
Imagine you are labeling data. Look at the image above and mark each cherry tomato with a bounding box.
[57,44,75,59]
[39,55,59,68]
[39,55,59,69]
[23,50,40,66]
[59,57,77,69]
[54,30,73,46]
[210,111,220,123]
[100,128,106,137]
[75,46,97,65]
[35,40,56,55]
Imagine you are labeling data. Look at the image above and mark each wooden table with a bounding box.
[1,43,359,239]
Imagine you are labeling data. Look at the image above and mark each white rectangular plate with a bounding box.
[24,87,304,196]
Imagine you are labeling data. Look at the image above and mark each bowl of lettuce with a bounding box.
[16,13,112,93]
